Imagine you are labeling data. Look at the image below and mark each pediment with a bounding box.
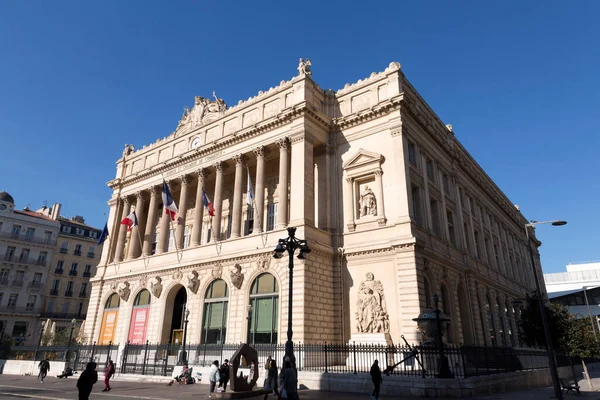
[343,148,383,170]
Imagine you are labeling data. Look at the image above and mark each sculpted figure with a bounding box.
[297,58,312,77]
[355,273,389,333]
[187,271,199,294]
[359,186,377,217]
[122,144,134,158]
[117,281,131,302]
[150,276,163,298]
[230,264,244,290]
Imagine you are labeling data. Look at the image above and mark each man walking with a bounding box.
[38,358,50,382]
[218,359,230,391]
[370,359,382,400]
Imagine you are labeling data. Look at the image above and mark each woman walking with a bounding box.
[208,360,220,398]
[370,360,382,400]
[263,359,279,399]
[102,360,115,392]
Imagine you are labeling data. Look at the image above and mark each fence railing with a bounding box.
[1,341,579,379]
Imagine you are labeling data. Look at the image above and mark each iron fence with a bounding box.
[6,343,115,372]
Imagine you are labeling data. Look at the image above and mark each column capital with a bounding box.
[149,185,160,197]
[122,195,134,205]
[253,145,270,159]
[276,137,290,150]
[213,160,228,172]
[233,154,246,165]
[136,191,149,201]
[196,168,209,180]
[181,174,192,186]
[374,168,383,177]
[345,177,353,184]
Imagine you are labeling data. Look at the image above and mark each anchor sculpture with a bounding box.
[383,335,427,376]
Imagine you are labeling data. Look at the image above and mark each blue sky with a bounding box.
[0,1,598,273]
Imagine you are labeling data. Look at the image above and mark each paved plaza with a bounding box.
[0,372,600,400]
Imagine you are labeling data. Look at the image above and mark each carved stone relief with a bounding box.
[187,271,200,294]
[257,256,270,271]
[139,275,148,289]
[173,270,183,281]
[212,264,223,280]
[150,276,163,298]
[355,273,389,334]
[176,92,227,132]
[117,281,131,302]
[230,264,244,290]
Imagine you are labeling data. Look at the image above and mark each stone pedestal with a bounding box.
[349,333,393,346]
[347,333,394,369]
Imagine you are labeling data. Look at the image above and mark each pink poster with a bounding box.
[128,307,149,344]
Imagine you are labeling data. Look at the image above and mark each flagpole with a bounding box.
[246,165,267,246]
[135,222,149,268]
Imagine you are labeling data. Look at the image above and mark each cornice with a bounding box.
[332,95,402,130]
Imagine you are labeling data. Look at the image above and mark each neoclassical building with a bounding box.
[85,61,544,349]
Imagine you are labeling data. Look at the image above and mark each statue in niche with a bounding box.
[297,58,312,77]
[355,273,389,333]
[359,185,377,217]
[150,276,163,298]
[230,264,244,290]
[117,281,131,302]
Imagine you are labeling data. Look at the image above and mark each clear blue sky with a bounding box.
[1,1,598,273]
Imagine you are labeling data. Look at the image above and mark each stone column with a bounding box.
[114,197,131,262]
[374,168,386,226]
[190,169,207,246]
[231,155,245,238]
[127,191,147,260]
[175,175,190,248]
[253,146,268,234]
[289,134,314,226]
[157,181,173,254]
[344,177,355,231]
[212,161,226,242]
[142,187,159,256]
[276,138,289,228]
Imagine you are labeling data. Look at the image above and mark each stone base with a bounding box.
[213,389,267,399]
[347,333,394,369]
[349,332,393,345]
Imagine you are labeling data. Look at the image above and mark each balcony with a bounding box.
[28,281,44,292]
[64,291,73,297]
[59,248,68,254]
[3,256,47,268]
[40,312,86,320]
[68,270,78,277]
[73,250,82,256]
[10,279,24,288]
[50,289,59,296]
[83,272,91,278]
[54,268,64,275]
[0,304,42,314]
[0,231,56,246]
[87,252,95,258]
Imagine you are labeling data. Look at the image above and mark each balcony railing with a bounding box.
[2,256,47,267]
[73,250,82,256]
[59,248,68,254]
[68,270,77,277]
[0,231,56,246]
[10,280,24,288]
[87,252,95,258]
[50,289,59,296]
[54,268,64,275]
[0,304,42,314]
[64,291,73,297]
[40,312,86,320]
[28,281,44,290]
[82,272,91,278]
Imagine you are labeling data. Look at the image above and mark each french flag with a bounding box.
[162,179,178,221]
[120,212,138,231]
[202,188,215,217]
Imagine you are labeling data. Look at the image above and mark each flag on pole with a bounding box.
[97,222,109,245]
[120,211,139,231]
[162,179,178,221]
[202,188,215,216]
[246,169,254,208]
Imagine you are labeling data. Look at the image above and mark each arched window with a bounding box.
[129,289,151,344]
[202,280,228,344]
[248,273,279,344]
[105,293,120,309]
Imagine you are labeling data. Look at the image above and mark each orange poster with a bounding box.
[99,310,118,345]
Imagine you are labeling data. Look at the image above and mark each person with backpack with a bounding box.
[208,360,220,398]
[369,359,383,400]
[102,359,115,392]
[218,359,230,392]
[76,361,98,400]
[38,358,50,383]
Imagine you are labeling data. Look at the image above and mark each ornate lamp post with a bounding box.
[66,318,76,369]
[525,219,567,400]
[272,227,311,370]
[179,308,190,365]
[413,298,453,378]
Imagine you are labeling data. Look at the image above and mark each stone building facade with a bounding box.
[84,61,544,349]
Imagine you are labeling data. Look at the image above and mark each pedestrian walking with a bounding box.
[38,358,50,383]
[370,359,382,400]
[76,361,98,400]
[218,359,230,391]
[263,359,279,400]
[208,360,220,398]
[102,359,115,392]
[280,359,298,400]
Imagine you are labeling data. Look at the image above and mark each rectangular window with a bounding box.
[4,246,16,261]
[79,283,88,297]
[11,225,21,237]
[0,269,9,281]
[206,228,212,243]
[69,263,78,276]
[44,231,52,244]
[447,211,456,247]
[62,225,71,234]
[19,249,30,263]
[60,241,68,254]
[151,232,157,255]
[167,229,175,251]
[184,226,190,248]
[89,231,98,239]
[55,260,64,273]
[87,246,95,258]
[24,227,35,241]
[226,214,233,239]
[83,264,92,277]
[430,200,441,237]
[76,228,84,236]
[411,186,422,226]
[46,300,54,313]
[26,295,36,311]
[408,142,416,165]
[426,160,435,181]
[37,251,48,265]
[494,244,500,268]
[266,203,278,232]
[32,273,42,284]
[65,281,74,296]
[245,208,254,236]
[74,244,82,256]
[484,238,490,263]
[15,271,24,283]
[51,279,60,292]
[443,174,450,195]
[474,230,481,258]
[12,321,27,338]
[7,294,18,309]
[0,293,3,304]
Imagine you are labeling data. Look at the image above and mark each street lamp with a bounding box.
[432,294,454,379]
[179,308,190,365]
[66,318,76,369]
[272,227,311,372]
[525,219,567,400]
